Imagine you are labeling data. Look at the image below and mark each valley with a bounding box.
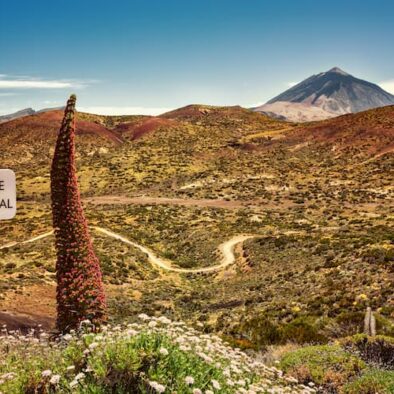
[0,104,392,347]
[2,1,394,391]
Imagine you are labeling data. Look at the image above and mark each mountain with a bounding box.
[254,67,394,122]
[0,106,65,124]
[256,101,337,122]
[0,108,35,123]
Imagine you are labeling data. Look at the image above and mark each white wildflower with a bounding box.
[41,370,52,378]
[1,373,16,381]
[69,380,78,388]
[158,316,171,324]
[159,347,169,356]
[185,376,195,385]
[74,372,85,381]
[149,381,166,393]
[211,379,221,390]
[50,374,61,385]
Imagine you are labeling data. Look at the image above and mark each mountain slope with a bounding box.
[0,108,35,123]
[286,104,394,155]
[257,101,337,122]
[0,106,66,124]
[254,67,394,122]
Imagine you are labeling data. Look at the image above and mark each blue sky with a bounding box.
[1,0,394,115]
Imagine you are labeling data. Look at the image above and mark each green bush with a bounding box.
[341,334,394,368]
[279,344,366,391]
[239,316,281,347]
[239,315,328,348]
[335,312,365,336]
[342,369,394,394]
[375,315,394,337]
[281,317,328,344]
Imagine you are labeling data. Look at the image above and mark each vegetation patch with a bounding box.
[0,315,313,394]
[279,344,365,392]
[341,334,394,368]
[342,369,394,394]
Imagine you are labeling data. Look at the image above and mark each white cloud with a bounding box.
[0,108,19,115]
[287,81,298,88]
[0,74,89,89]
[77,106,173,116]
[245,102,264,108]
[379,80,394,94]
[0,92,18,97]
[0,79,73,89]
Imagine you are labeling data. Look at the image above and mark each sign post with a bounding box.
[0,169,16,220]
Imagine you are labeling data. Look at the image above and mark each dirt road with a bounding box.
[0,227,256,273]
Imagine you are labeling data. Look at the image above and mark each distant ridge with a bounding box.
[0,108,35,123]
[254,67,394,122]
[0,106,64,124]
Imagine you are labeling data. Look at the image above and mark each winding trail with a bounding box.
[0,227,256,273]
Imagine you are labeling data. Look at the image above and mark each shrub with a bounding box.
[342,369,394,394]
[239,316,281,348]
[239,315,328,349]
[280,317,329,344]
[375,315,394,337]
[341,334,394,368]
[335,312,365,337]
[279,344,366,391]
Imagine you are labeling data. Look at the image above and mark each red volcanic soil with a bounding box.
[0,311,54,332]
[0,284,56,331]
[288,105,394,155]
[160,105,276,126]
[76,119,123,144]
[0,110,123,145]
[160,104,251,120]
[115,117,177,140]
[160,105,213,119]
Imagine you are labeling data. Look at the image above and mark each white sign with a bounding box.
[0,169,16,220]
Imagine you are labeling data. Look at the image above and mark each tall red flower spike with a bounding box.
[51,94,106,332]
